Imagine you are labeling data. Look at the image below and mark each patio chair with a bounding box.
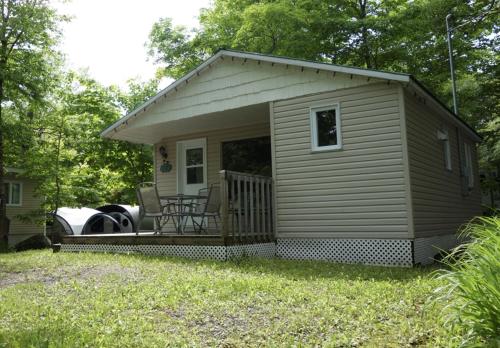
[186,184,221,234]
[136,182,175,235]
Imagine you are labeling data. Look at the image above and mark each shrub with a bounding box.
[14,234,51,252]
[0,239,9,253]
[434,216,500,347]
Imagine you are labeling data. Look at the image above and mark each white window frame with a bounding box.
[464,143,474,188]
[4,181,23,207]
[437,128,452,171]
[176,138,208,194]
[310,103,342,152]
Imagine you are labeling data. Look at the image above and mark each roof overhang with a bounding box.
[101,49,481,143]
[109,103,270,144]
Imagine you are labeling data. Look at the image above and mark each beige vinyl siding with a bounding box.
[404,90,481,238]
[272,83,410,239]
[155,123,270,196]
[5,175,45,246]
[117,58,384,143]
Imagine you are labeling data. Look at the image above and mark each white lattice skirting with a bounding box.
[277,238,413,267]
[61,237,460,266]
[60,243,276,261]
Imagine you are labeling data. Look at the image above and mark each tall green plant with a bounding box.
[434,216,500,347]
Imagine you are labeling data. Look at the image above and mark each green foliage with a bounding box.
[233,2,317,57]
[0,0,63,107]
[19,74,156,211]
[146,18,204,79]
[1,2,158,216]
[146,0,499,181]
[434,216,500,346]
[0,0,65,234]
[0,250,452,346]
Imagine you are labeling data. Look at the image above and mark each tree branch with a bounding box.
[453,0,499,30]
[6,30,22,57]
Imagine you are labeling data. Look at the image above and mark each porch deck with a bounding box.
[61,231,274,246]
[60,170,276,259]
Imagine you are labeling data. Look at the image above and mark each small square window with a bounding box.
[4,182,22,206]
[310,104,342,152]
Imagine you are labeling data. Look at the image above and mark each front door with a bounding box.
[176,138,207,195]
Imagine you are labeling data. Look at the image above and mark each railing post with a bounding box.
[219,170,229,241]
[219,170,275,243]
[267,179,273,240]
[249,176,254,241]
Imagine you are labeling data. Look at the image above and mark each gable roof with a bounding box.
[101,49,481,142]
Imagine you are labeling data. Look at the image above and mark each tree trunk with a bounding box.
[0,0,8,242]
[53,119,63,215]
[0,78,6,243]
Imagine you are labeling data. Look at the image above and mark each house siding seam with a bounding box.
[398,86,415,238]
[404,89,481,239]
[269,101,279,237]
[155,123,271,198]
[272,83,410,239]
[5,175,45,246]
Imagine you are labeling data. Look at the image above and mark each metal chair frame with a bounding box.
[136,182,175,235]
[185,184,221,234]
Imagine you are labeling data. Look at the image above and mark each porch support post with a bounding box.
[219,170,230,242]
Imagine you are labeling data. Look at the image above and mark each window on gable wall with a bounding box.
[437,128,452,171]
[310,104,342,152]
[3,182,22,206]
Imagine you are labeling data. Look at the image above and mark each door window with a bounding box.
[186,148,204,184]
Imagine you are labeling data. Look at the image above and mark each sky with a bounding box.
[52,0,210,89]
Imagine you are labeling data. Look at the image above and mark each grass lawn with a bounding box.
[0,250,452,347]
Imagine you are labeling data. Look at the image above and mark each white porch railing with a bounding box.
[219,170,274,242]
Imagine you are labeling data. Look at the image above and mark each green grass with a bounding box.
[0,251,453,347]
[434,216,500,347]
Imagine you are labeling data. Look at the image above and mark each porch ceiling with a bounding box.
[110,102,270,144]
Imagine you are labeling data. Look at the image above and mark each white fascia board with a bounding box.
[223,50,411,83]
[101,50,412,139]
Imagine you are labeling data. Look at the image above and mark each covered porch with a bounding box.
[60,170,277,259]
[61,169,275,245]
[151,101,274,241]
[62,102,276,252]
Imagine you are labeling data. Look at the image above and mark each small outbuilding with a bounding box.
[3,168,45,247]
[91,50,481,266]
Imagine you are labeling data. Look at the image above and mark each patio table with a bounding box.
[160,194,203,234]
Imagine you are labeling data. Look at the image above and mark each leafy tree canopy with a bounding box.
[0,0,65,234]
[146,0,499,176]
[18,73,157,212]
